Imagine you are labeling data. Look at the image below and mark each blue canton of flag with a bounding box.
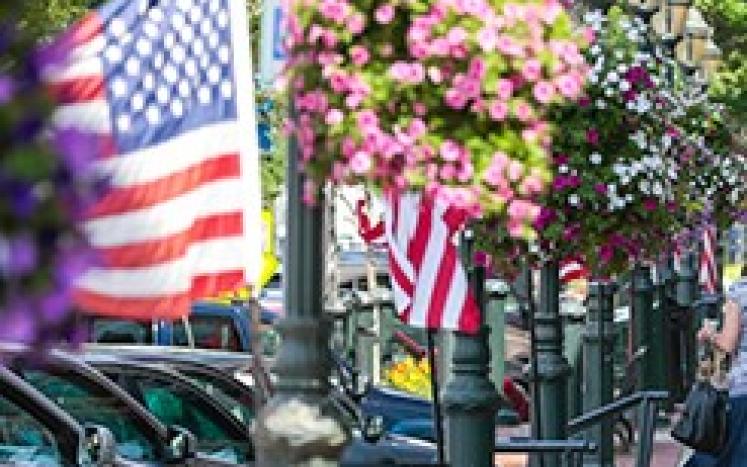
[100,0,237,153]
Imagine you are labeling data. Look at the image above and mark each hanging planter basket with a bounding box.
[283,0,590,239]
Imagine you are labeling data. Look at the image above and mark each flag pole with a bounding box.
[427,329,446,466]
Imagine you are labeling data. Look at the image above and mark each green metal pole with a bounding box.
[583,281,616,467]
[677,251,699,391]
[632,264,655,392]
[535,260,569,467]
[255,129,348,465]
[650,264,668,393]
[442,230,501,467]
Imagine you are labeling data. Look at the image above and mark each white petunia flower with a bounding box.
[568,194,580,206]
[590,152,603,165]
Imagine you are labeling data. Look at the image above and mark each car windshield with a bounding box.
[177,369,254,426]
[112,371,253,464]
[18,368,159,462]
[88,317,153,344]
[0,394,60,466]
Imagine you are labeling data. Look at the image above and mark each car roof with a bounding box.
[80,344,257,367]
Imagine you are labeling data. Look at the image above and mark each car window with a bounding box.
[19,369,158,462]
[189,316,241,352]
[89,318,152,344]
[178,370,254,426]
[126,373,253,463]
[0,395,60,466]
[172,319,191,347]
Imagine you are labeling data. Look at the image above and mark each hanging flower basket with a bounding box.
[660,86,747,230]
[284,0,590,236]
[476,7,693,276]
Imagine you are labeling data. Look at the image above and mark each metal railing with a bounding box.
[567,390,669,467]
[495,437,597,466]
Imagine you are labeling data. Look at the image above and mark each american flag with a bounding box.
[382,193,480,334]
[700,225,718,294]
[44,0,262,320]
[559,257,588,284]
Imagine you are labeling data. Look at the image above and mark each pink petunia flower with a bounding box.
[522,59,542,82]
[532,80,555,104]
[495,79,514,100]
[349,45,370,66]
[444,88,468,109]
[325,108,344,125]
[488,100,509,121]
[347,12,366,34]
[350,150,373,174]
[374,4,395,24]
[440,140,461,161]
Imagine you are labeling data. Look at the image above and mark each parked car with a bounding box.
[81,346,438,465]
[81,300,279,355]
[0,365,119,466]
[84,355,255,465]
[0,345,215,466]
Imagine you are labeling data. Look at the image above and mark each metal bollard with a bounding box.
[534,260,570,467]
[583,281,616,467]
[442,231,501,467]
[632,265,655,392]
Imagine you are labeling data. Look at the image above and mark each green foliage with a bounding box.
[696,0,747,130]
[14,0,95,40]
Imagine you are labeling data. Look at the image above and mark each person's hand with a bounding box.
[697,326,713,343]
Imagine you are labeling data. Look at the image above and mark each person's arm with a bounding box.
[699,300,741,354]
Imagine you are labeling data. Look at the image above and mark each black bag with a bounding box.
[671,379,729,455]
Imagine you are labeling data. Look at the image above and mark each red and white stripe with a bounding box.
[700,226,718,294]
[382,193,480,334]
[560,257,589,284]
[45,6,261,320]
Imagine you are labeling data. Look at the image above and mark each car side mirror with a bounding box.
[165,425,197,462]
[362,415,384,443]
[82,424,116,465]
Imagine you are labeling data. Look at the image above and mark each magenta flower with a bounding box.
[350,150,373,174]
[586,128,599,146]
[643,198,658,211]
[594,183,607,195]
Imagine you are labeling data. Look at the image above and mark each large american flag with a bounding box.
[367,193,481,334]
[700,225,718,294]
[44,0,262,320]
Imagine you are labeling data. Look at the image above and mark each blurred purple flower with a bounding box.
[594,183,607,195]
[0,301,35,343]
[53,128,100,174]
[2,235,38,275]
[0,74,14,104]
[54,247,98,287]
[40,288,71,324]
[8,181,37,218]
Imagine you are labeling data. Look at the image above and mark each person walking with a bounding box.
[685,265,747,466]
